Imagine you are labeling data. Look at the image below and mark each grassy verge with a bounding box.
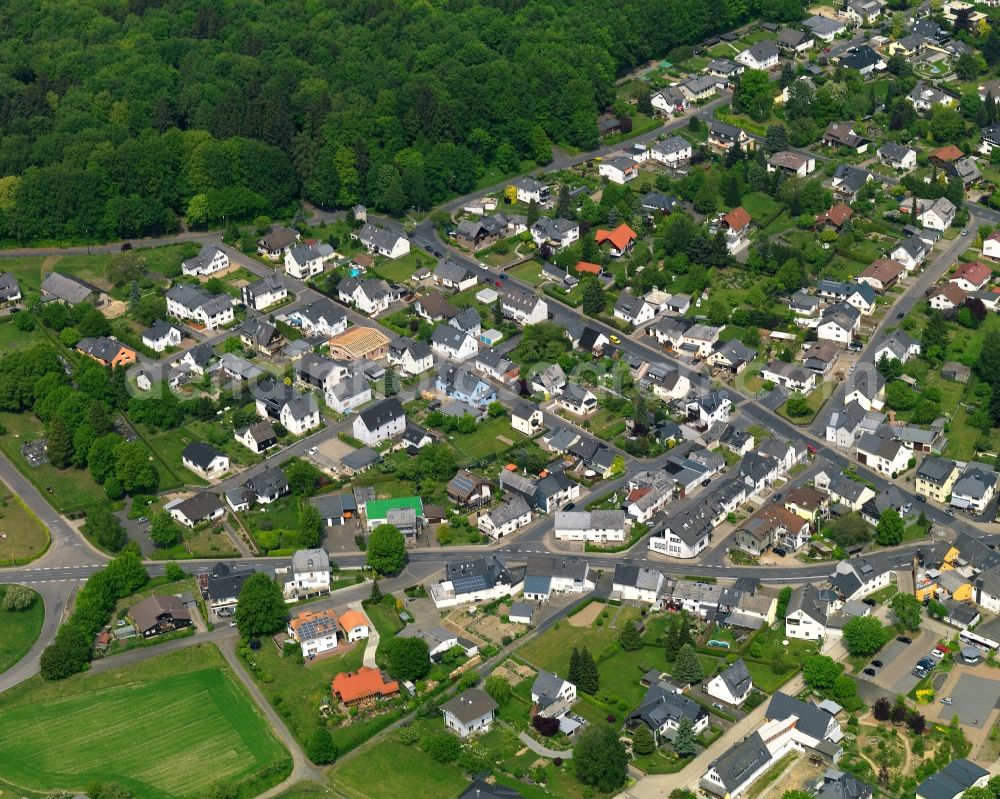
[0,585,44,675]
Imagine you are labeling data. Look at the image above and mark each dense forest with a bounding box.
[0,0,803,243]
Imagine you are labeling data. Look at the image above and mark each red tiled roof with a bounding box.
[930,145,964,163]
[595,223,638,251]
[332,666,399,703]
[860,258,904,283]
[952,261,993,287]
[930,284,968,306]
[722,207,751,231]
[575,261,602,274]
[627,487,651,503]
[817,203,853,227]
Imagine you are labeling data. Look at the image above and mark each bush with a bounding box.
[533,714,561,737]
[422,732,461,763]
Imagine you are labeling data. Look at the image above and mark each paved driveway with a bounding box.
[859,626,938,695]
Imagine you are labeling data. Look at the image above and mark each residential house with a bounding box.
[75,336,137,368]
[522,557,594,600]
[916,760,989,799]
[777,27,814,54]
[818,471,876,510]
[204,562,258,615]
[856,429,912,476]
[284,243,333,279]
[818,302,861,346]
[708,58,745,81]
[952,463,998,514]
[890,235,930,271]
[530,363,567,397]
[326,375,372,414]
[478,496,533,539]
[844,371,887,411]
[680,74,722,101]
[130,594,192,638]
[802,340,841,374]
[822,121,869,153]
[901,196,957,231]
[736,40,780,70]
[908,81,958,112]
[785,584,831,640]
[530,217,580,250]
[735,503,814,555]
[239,318,285,356]
[790,290,822,325]
[707,121,755,154]
[235,420,277,455]
[951,261,993,292]
[442,689,498,738]
[596,223,638,258]
[761,360,817,394]
[474,348,520,386]
[353,222,410,259]
[804,14,846,40]
[499,285,548,325]
[181,442,229,478]
[387,337,433,376]
[254,379,321,435]
[414,290,459,322]
[832,165,874,202]
[510,177,549,205]
[436,365,496,409]
[165,285,234,329]
[877,142,917,171]
[687,391,732,428]
[846,0,883,23]
[705,658,754,706]
[650,503,714,559]
[287,609,340,657]
[650,87,689,115]
[352,397,405,446]
[815,203,854,232]
[531,670,577,716]
[598,156,638,184]
[433,259,479,291]
[708,339,757,374]
[555,383,598,416]
[681,323,723,357]
[332,666,399,706]
[241,273,288,311]
[182,244,229,276]
[535,470,580,513]
[612,563,665,603]
[614,291,655,325]
[768,151,816,178]
[720,207,752,253]
[857,259,905,293]
[257,226,300,259]
[929,284,968,311]
[916,456,960,502]
[700,732,774,799]
[296,353,350,394]
[279,548,331,601]
[838,45,884,76]
[288,298,347,337]
[649,136,692,166]
[511,401,544,436]
[430,555,523,608]
[873,330,921,364]
[165,492,226,528]
[337,277,394,316]
[431,324,478,361]
[629,679,709,742]
[554,510,627,543]
[141,320,182,353]
[450,307,482,338]
[446,469,492,510]
[784,486,827,521]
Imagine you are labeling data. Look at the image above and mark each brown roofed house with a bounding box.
[130,594,192,638]
[332,666,399,705]
[857,259,904,292]
[815,203,853,231]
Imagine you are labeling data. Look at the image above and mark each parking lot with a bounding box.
[932,668,1000,734]
[858,625,939,695]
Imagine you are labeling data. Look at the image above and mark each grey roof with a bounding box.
[787,584,828,625]
[742,39,779,62]
[766,691,833,740]
[432,323,473,350]
[206,562,257,601]
[526,556,588,582]
[434,258,477,285]
[536,469,574,501]
[246,466,288,498]
[555,509,625,532]
[296,297,346,329]
[182,441,226,470]
[244,273,285,301]
[713,339,757,366]
[259,226,299,251]
[917,759,988,799]
[310,493,357,519]
[457,778,524,799]
[183,342,216,367]
[954,463,998,501]
[613,563,663,592]
[805,14,844,34]
[143,320,180,341]
[718,658,752,697]
[817,771,872,799]
[485,495,531,528]
[532,670,570,707]
[130,593,190,633]
[182,243,225,272]
[441,688,499,724]
[171,492,224,523]
[357,222,406,252]
[917,456,957,486]
[615,291,648,317]
[340,447,380,470]
[708,732,771,791]
[76,336,128,363]
[878,141,913,161]
[292,548,328,574]
[630,680,706,731]
[778,27,812,47]
[561,382,592,405]
[451,306,482,333]
[357,397,404,430]
[41,271,102,304]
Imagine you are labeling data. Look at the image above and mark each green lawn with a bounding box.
[269,784,330,799]
[0,319,47,352]
[448,417,528,461]
[740,192,785,224]
[508,259,547,287]
[0,585,44,675]
[0,411,109,515]
[0,486,49,565]
[518,603,641,676]
[0,644,290,799]
[373,250,435,284]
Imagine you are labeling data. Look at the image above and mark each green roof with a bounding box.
[365,496,424,520]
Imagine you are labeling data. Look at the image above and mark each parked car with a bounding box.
[915,494,926,502]
[424,244,433,252]
[701,478,711,487]
[897,636,912,644]
[495,280,503,287]
[774,547,787,557]
[564,503,575,511]
[610,334,621,344]
[941,697,954,705]
[901,503,912,514]
[862,598,876,606]
[863,668,876,676]
[137,516,148,525]
[770,493,782,502]
[946,509,956,516]
[872,660,883,668]
[500,274,508,280]
[712,703,725,710]
[931,649,944,659]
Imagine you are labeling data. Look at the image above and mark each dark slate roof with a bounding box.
[358,397,404,430]
[817,771,873,799]
[718,658,752,697]
[457,779,524,799]
[247,466,288,498]
[916,759,988,799]
[182,441,226,470]
[630,680,706,730]
[709,732,771,791]
[766,691,833,740]
[206,563,257,601]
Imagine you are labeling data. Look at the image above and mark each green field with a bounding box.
[0,585,44,675]
[448,417,528,461]
[0,644,289,799]
[373,250,435,283]
[518,603,641,675]
[0,487,50,564]
[0,318,47,352]
[508,259,547,286]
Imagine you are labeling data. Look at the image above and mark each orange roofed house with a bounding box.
[332,666,399,706]
[75,336,137,368]
[720,207,752,253]
[929,145,964,165]
[815,203,853,231]
[950,261,994,293]
[595,223,638,258]
[575,261,603,276]
[338,609,370,642]
[328,326,390,361]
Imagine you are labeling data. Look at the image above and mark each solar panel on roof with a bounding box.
[451,474,475,493]
[451,575,489,594]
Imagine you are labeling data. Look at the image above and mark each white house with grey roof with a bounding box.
[337,276,394,316]
[531,671,577,716]
[431,323,478,361]
[649,136,692,166]
[785,584,831,640]
[287,298,347,337]
[181,244,229,277]
[352,397,405,446]
[500,285,548,325]
[706,658,753,706]
[736,40,779,70]
[916,759,988,799]
[877,142,917,171]
[387,337,433,376]
[284,243,333,279]
[614,291,655,326]
[890,235,930,271]
[434,258,478,291]
[165,284,234,330]
[629,677,709,741]
[0,273,21,305]
[554,510,627,543]
[650,502,713,559]
[141,320,182,353]
[952,463,998,515]
[478,496,533,539]
[278,548,331,601]
[530,217,579,250]
[241,273,288,311]
[612,563,665,603]
[442,688,498,738]
[523,556,594,600]
[353,222,409,259]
